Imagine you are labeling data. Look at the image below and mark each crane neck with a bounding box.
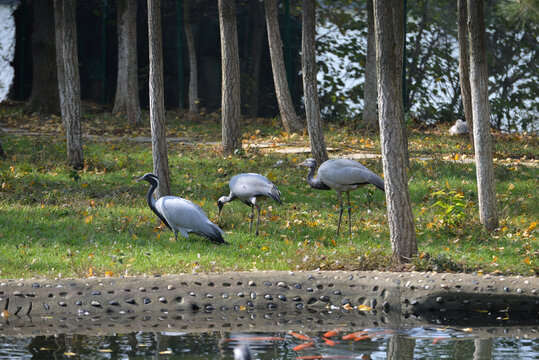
[146,179,172,230]
[306,165,330,190]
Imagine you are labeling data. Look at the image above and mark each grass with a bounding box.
[0,105,537,278]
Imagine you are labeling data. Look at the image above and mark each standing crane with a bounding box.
[299,158,385,236]
[218,173,282,236]
[137,173,227,244]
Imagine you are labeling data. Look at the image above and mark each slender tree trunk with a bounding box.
[184,0,198,117]
[374,0,417,263]
[467,0,498,231]
[54,0,83,170]
[25,0,60,115]
[458,0,474,147]
[363,0,377,129]
[392,0,409,168]
[265,0,304,133]
[218,0,242,155]
[113,0,141,124]
[246,0,263,118]
[301,0,328,165]
[148,0,170,198]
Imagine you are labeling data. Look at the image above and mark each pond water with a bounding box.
[0,328,537,359]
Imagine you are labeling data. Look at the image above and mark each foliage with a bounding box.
[430,188,469,227]
[314,0,538,132]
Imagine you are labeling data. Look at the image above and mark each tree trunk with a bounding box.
[245,0,264,119]
[25,0,60,115]
[392,0,409,168]
[457,0,474,147]
[218,0,242,155]
[113,0,141,125]
[363,0,377,129]
[467,0,498,231]
[54,0,83,170]
[148,0,170,198]
[387,336,416,360]
[265,0,304,133]
[374,0,417,263]
[184,0,198,117]
[301,0,328,165]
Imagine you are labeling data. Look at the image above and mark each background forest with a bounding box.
[8,0,538,132]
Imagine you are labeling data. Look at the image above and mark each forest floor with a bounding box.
[0,102,537,278]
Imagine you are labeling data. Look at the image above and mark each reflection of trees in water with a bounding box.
[386,335,416,360]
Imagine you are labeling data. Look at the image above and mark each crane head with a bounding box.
[298,158,316,169]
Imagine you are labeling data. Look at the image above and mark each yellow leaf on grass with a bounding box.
[454,153,460,161]
[105,270,114,277]
[261,246,269,251]
[85,215,93,224]
[64,352,77,356]
[507,183,515,190]
[267,171,277,182]
[523,257,531,265]
[527,222,537,232]
[159,350,173,355]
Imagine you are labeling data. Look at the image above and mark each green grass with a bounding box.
[0,114,537,278]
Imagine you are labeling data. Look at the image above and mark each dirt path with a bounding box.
[2,126,537,167]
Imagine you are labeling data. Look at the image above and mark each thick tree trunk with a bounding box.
[148,0,170,198]
[363,0,377,129]
[218,0,242,155]
[184,0,198,117]
[25,0,60,115]
[457,0,474,147]
[113,0,141,125]
[245,0,263,119]
[374,0,417,263]
[301,0,328,165]
[265,0,304,133]
[392,0,409,168]
[467,0,498,231]
[54,0,83,170]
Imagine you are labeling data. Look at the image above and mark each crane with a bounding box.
[218,173,282,236]
[299,158,385,236]
[137,173,227,244]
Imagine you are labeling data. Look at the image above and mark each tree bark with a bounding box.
[218,0,242,155]
[265,0,304,133]
[457,0,474,147]
[245,0,263,119]
[113,0,141,125]
[363,0,377,129]
[148,0,170,198]
[54,0,83,170]
[25,0,60,115]
[467,0,498,231]
[392,0,409,168]
[184,0,198,117]
[374,0,417,263]
[301,0,328,165]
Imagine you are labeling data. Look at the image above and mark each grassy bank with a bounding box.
[0,109,537,278]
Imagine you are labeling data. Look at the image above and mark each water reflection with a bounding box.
[1,329,537,360]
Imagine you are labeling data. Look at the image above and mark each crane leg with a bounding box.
[336,192,343,236]
[347,192,352,236]
[249,205,254,232]
[255,204,261,236]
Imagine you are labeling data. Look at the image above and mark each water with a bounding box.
[0,329,537,359]
[1,308,537,360]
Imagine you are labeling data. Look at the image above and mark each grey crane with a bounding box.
[137,173,227,244]
[217,173,282,236]
[299,158,385,236]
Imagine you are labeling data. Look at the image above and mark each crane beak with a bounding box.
[135,176,144,182]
